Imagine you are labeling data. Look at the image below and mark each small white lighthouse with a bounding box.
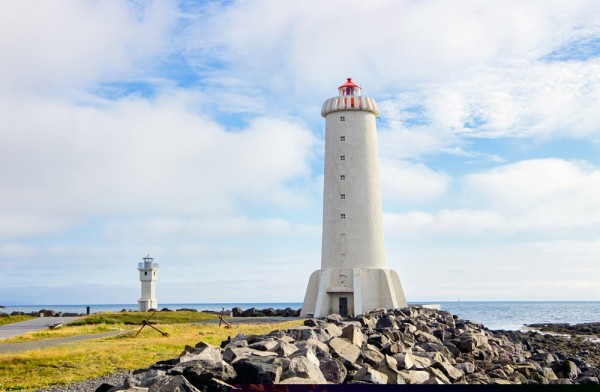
[301,78,407,317]
[138,255,159,311]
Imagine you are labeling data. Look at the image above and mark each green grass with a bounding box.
[68,311,219,326]
[0,315,34,326]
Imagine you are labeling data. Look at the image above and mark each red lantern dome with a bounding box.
[338,78,361,96]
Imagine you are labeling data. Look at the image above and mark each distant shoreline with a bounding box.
[2,301,600,331]
[4,300,600,309]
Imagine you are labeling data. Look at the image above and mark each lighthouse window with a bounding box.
[340,194,345,199]
[341,214,346,219]
[340,155,345,161]
[144,271,147,276]
[340,116,345,121]
[340,136,345,141]
[340,175,345,180]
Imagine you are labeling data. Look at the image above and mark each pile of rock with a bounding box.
[99,307,600,390]
[230,307,301,318]
[504,329,600,369]
[4,309,83,317]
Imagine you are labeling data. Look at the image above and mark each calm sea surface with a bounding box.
[3,301,599,331]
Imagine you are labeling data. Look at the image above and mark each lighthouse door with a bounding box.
[339,297,348,317]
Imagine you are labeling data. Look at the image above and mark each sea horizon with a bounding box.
[3,300,599,331]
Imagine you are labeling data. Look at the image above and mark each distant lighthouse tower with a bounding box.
[301,78,407,317]
[138,255,159,311]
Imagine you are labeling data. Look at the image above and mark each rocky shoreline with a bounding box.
[36,306,600,391]
[159,307,301,318]
[4,309,86,317]
[4,307,301,318]
[527,322,600,337]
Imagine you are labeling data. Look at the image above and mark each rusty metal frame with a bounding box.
[134,310,169,337]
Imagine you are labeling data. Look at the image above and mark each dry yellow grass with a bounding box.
[0,320,302,391]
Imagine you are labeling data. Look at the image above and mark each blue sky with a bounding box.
[1,0,600,305]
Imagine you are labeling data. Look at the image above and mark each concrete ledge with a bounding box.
[411,303,441,310]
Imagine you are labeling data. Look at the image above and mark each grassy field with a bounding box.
[68,310,219,326]
[0,313,302,391]
[2,311,219,344]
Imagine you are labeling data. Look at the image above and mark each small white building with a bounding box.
[301,78,408,317]
[138,255,159,311]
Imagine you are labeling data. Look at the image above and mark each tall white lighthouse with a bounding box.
[138,255,159,311]
[301,78,407,317]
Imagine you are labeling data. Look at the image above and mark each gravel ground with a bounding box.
[34,371,128,392]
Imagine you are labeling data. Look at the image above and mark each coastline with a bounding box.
[33,306,600,390]
[3,301,600,331]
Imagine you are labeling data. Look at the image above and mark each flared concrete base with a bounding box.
[300,268,407,317]
[138,299,158,312]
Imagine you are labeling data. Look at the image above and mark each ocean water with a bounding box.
[3,301,599,331]
[438,301,600,331]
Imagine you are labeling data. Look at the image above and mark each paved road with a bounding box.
[0,317,81,340]
[0,331,127,354]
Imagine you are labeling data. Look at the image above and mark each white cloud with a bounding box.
[377,98,460,159]
[520,239,600,259]
[437,60,600,139]
[465,159,600,230]
[527,280,600,291]
[0,242,37,258]
[183,0,594,87]
[377,58,600,143]
[442,147,505,163]
[180,0,600,143]
[0,1,176,94]
[103,216,293,242]
[176,243,209,257]
[387,238,600,301]
[0,92,318,240]
[380,159,449,202]
[385,159,600,235]
[385,209,505,235]
[0,213,69,240]
[2,1,600,305]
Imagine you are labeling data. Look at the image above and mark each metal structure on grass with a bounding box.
[218,307,232,329]
[134,310,169,337]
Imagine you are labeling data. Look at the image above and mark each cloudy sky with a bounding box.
[1,0,600,305]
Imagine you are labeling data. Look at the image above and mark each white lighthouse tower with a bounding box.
[138,255,159,311]
[301,78,407,317]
